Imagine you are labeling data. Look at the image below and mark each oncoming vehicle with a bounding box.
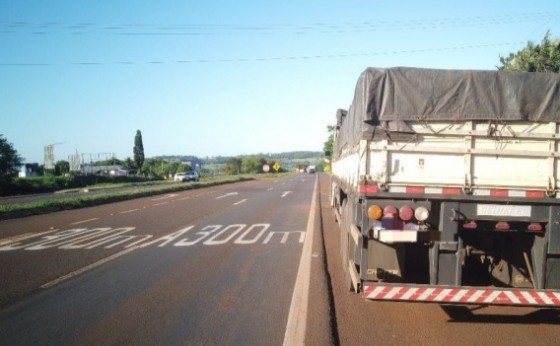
[174,171,199,182]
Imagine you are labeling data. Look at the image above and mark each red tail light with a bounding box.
[496,222,510,231]
[463,221,478,230]
[528,223,543,232]
[399,206,414,221]
[383,205,397,216]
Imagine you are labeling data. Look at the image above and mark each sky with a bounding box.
[1,1,559,164]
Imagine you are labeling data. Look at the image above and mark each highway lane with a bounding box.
[0,175,320,345]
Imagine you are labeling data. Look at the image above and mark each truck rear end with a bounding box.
[331,67,560,307]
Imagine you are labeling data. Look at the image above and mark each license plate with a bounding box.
[476,204,531,217]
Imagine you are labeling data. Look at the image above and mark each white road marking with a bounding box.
[118,208,141,214]
[153,202,169,206]
[233,199,247,205]
[267,187,274,191]
[0,229,61,247]
[216,192,238,199]
[70,218,100,225]
[151,194,177,201]
[281,191,292,198]
[283,175,317,345]
[0,233,35,246]
[40,246,139,289]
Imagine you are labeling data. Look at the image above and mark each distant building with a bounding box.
[19,163,40,178]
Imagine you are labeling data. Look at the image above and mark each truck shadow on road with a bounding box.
[440,305,560,324]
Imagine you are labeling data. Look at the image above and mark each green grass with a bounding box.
[0,175,256,220]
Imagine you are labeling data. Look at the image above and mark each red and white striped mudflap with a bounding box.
[362,284,560,307]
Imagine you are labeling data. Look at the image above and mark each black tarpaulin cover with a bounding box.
[335,67,560,155]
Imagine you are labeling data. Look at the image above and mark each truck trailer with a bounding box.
[331,67,560,307]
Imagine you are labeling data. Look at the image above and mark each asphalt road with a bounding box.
[1,174,559,346]
[0,175,325,345]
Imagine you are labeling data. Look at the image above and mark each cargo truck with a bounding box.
[331,67,560,307]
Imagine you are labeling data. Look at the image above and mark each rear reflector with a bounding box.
[359,184,378,194]
[406,186,425,194]
[528,223,543,232]
[490,189,508,197]
[526,190,545,198]
[496,222,510,231]
[442,187,462,195]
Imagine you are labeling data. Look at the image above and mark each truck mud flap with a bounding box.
[362,283,560,307]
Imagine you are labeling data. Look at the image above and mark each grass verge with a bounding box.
[0,176,254,220]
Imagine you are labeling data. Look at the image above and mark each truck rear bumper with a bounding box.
[363,283,560,307]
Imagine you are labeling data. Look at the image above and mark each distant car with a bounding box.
[174,171,199,182]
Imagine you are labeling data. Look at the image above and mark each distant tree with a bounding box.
[323,125,335,158]
[0,135,23,192]
[498,31,560,72]
[91,158,124,166]
[224,158,242,175]
[123,157,135,169]
[133,130,145,170]
[241,156,267,174]
[55,160,70,175]
[139,158,190,179]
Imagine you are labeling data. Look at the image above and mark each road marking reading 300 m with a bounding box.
[0,224,304,252]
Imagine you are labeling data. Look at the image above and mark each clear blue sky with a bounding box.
[1,1,559,164]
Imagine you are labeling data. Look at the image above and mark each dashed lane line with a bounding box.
[70,218,100,225]
[40,246,139,289]
[151,194,177,201]
[118,208,141,214]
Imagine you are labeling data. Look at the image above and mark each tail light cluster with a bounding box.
[367,204,430,222]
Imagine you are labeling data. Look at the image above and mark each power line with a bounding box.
[0,11,558,36]
[0,41,525,67]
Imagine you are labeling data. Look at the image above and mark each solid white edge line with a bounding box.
[283,175,318,346]
[40,246,139,289]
